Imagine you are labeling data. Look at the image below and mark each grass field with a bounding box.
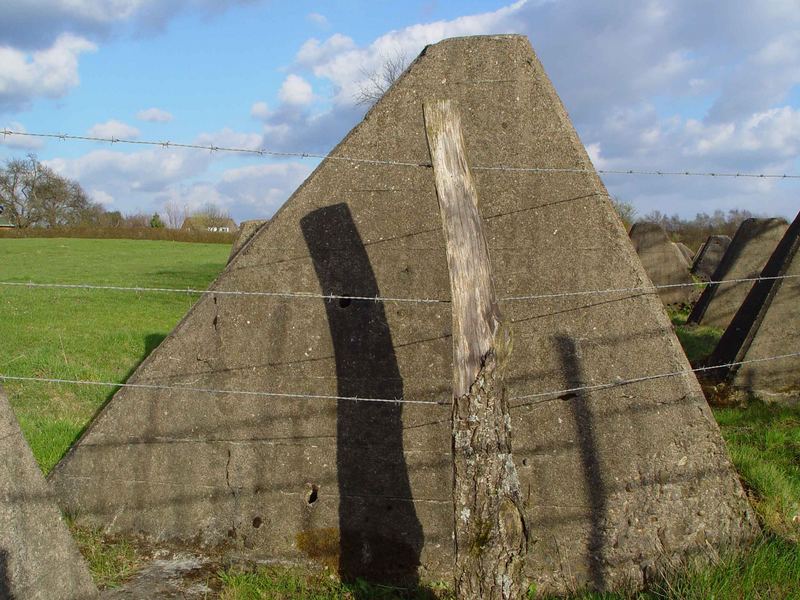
[2,237,798,598]
[0,238,230,472]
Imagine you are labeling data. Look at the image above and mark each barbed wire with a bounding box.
[2,350,797,408]
[510,351,800,404]
[0,273,797,305]
[3,129,799,179]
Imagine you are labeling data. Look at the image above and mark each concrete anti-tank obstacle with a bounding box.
[0,386,98,599]
[688,219,788,329]
[49,35,758,595]
[691,235,731,280]
[228,219,270,263]
[628,223,695,305]
[676,242,694,264]
[706,211,800,403]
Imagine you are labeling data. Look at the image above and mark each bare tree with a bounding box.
[163,201,185,229]
[610,197,637,229]
[0,154,99,228]
[354,51,410,106]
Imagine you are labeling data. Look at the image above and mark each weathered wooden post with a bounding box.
[423,99,528,599]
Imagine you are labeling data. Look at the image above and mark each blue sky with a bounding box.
[1,0,798,222]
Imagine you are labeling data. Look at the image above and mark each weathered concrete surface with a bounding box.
[101,552,217,599]
[707,212,800,403]
[228,220,270,263]
[629,223,695,305]
[0,386,98,599]
[689,219,788,329]
[691,235,731,280]
[676,242,694,264]
[50,36,757,594]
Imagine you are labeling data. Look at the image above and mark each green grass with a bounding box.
[668,306,723,364]
[715,402,800,541]
[70,524,142,588]
[218,567,452,600]
[0,237,230,472]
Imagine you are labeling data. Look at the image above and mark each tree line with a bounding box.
[0,154,231,230]
[611,198,776,250]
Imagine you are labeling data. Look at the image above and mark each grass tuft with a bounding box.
[217,566,453,600]
[70,524,142,588]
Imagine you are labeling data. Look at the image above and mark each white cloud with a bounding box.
[88,119,140,139]
[89,188,115,206]
[307,12,329,28]
[250,101,270,119]
[0,122,44,150]
[0,33,96,111]
[136,107,173,122]
[47,146,212,196]
[278,74,314,106]
[153,161,313,220]
[194,127,262,150]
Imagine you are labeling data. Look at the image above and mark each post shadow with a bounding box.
[555,334,607,590]
[301,203,423,586]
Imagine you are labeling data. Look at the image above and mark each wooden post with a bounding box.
[423,99,528,600]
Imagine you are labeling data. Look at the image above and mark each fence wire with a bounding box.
[2,351,798,407]
[1,273,797,305]
[4,129,800,179]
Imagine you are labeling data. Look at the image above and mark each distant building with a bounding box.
[181,216,237,233]
[0,218,14,229]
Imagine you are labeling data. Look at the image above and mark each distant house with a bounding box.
[0,218,14,229]
[181,217,237,233]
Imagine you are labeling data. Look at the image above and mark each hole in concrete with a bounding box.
[338,297,352,309]
[307,484,319,505]
[252,516,262,529]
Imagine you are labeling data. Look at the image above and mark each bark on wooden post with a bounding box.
[423,99,528,600]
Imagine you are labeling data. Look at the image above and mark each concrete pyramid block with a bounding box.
[708,211,800,402]
[228,219,270,263]
[689,219,788,329]
[0,386,97,599]
[676,242,694,264]
[50,35,756,593]
[629,223,694,305]
[691,235,731,280]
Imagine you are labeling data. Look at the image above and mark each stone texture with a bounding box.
[228,220,270,263]
[629,223,695,305]
[691,235,731,280]
[708,211,800,403]
[689,219,788,329]
[50,35,757,594]
[0,386,97,599]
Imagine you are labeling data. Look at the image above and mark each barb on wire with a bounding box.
[2,351,797,409]
[3,129,800,179]
[1,273,798,305]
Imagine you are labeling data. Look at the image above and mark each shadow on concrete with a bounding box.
[555,334,607,590]
[0,548,13,600]
[301,203,424,589]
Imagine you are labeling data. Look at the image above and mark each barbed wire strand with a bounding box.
[1,273,797,305]
[510,351,800,403]
[1,351,797,407]
[0,374,444,406]
[3,129,799,179]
